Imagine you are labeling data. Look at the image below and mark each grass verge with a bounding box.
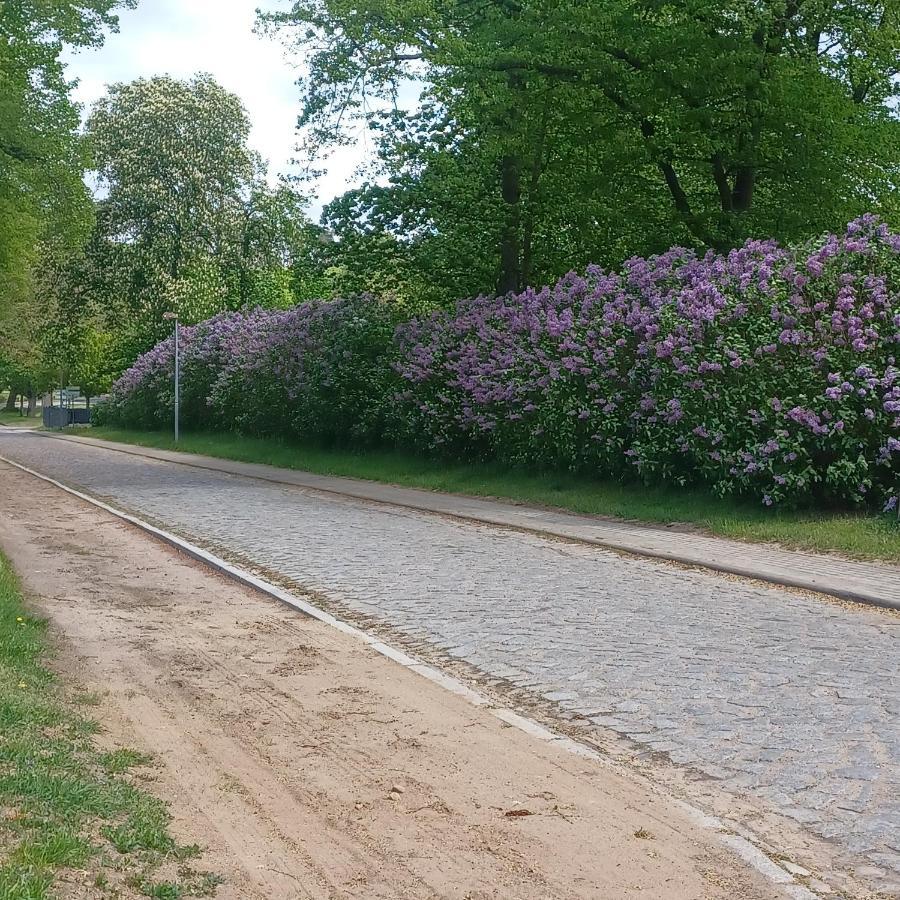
[0,410,43,432]
[0,553,220,899]
[72,427,900,563]
[0,412,40,427]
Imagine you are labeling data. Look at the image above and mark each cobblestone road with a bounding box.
[3,431,898,891]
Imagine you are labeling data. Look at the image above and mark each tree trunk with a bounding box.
[4,391,17,412]
[521,100,550,289]
[731,166,755,213]
[498,152,522,295]
[26,393,36,417]
[496,69,527,296]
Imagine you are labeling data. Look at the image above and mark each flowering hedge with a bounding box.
[95,296,404,444]
[96,217,900,510]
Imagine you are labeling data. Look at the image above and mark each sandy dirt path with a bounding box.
[0,463,784,899]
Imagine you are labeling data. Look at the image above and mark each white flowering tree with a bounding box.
[74,74,329,368]
[85,75,258,348]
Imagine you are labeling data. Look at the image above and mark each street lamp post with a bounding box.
[163,312,180,443]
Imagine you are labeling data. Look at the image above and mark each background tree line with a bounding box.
[262,0,900,300]
[1,0,898,407]
[1,3,331,408]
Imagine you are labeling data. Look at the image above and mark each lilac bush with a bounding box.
[95,297,405,444]
[98,217,899,508]
[203,296,402,442]
[395,217,900,507]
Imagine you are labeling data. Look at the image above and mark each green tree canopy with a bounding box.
[0,0,134,394]
[261,0,900,295]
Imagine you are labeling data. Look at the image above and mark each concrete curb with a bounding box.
[0,450,820,900]
[32,431,900,612]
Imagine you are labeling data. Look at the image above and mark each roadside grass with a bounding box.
[0,412,39,426]
[0,553,220,899]
[0,409,41,428]
[74,427,900,563]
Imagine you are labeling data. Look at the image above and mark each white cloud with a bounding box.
[61,0,371,216]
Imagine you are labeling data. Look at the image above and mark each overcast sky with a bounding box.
[61,0,373,217]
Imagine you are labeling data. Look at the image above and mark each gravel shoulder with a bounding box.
[0,462,787,900]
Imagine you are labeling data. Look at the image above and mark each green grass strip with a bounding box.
[0,554,218,899]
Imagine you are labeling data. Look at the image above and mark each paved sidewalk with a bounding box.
[42,432,900,609]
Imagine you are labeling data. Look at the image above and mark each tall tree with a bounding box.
[0,0,134,399]
[85,74,259,352]
[260,0,900,293]
[226,180,332,308]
